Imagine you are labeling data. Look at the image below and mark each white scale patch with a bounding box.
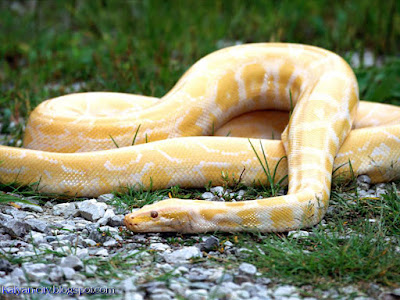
[61,165,85,175]
[371,143,390,157]
[104,160,128,171]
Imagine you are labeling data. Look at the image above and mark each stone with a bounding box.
[103,239,118,247]
[76,248,89,259]
[221,282,241,290]
[2,219,29,237]
[210,285,231,298]
[237,190,246,199]
[224,241,233,247]
[169,281,187,296]
[97,193,115,202]
[60,255,83,271]
[83,238,98,247]
[4,208,27,219]
[52,203,78,217]
[274,285,298,297]
[150,294,172,300]
[201,192,214,199]
[357,175,371,184]
[392,288,400,296]
[0,212,13,221]
[233,290,250,298]
[186,267,212,281]
[163,246,202,263]
[201,236,219,251]
[357,175,371,191]
[150,289,175,300]
[31,231,45,244]
[85,265,98,276]
[190,282,213,290]
[288,230,310,238]
[149,243,171,251]
[10,268,25,282]
[49,266,63,282]
[96,208,115,226]
[26,219,50,233]
[239,262,257,276]
[62,267,75,279]
[125,293,144,300]
[215,273,234,283]
[109,215,124,227]
[185,289,208,300]
[95,249,109,256]
[0,258,13,273]
[23,263,50,281]
[210,186,224,196]
[256,277,272,285]
[77,199,107,221]
[86,224,107,243]
[18,202,43,213]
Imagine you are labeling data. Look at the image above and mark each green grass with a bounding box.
[227,185,400,291]
[1,0,400,294]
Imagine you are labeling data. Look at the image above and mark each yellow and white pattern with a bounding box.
[0,43,399,233]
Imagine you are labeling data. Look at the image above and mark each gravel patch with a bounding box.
[0,178,398,299]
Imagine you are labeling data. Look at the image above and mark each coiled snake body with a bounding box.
[1,43,399,233]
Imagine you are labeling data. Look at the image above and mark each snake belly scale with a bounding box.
[0,43,399,233]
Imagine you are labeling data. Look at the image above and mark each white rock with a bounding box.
[95,249,109,256]
[288,230,310,238]
[31,232,45,244]
[274,285,298,297]
[97,193,115,202]
[52,203,78,217]
[238,262,257,276]
[221,282,240,290]
[163,246,202,263]
[85,265,98,276]
[96,208,116,226]
[103,239,118,247]
[49,266,63,282]
[201,192,214,199]
[233,290,250,299]
[18,202,43,213]
[120,276,138,292]
[2,219,29,237]
[9,269,24,285]
[150,292,173,300]
[210,186,224,196]
[77,199,107,221]
[209,285,230,298]
[185,289,208,300]
[26,219,50,233]
[62,267,75,279]
[75,248,89,259]
[23,263,49,281]
[149,243,171,251]
[224,241,233,247]
[173,266,189,275]
[60,255,83,271]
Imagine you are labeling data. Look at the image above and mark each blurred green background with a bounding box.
[0,0,399,124]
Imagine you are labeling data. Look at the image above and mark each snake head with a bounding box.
[124,199,196,233]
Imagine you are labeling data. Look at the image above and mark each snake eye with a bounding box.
[150,211,158,218]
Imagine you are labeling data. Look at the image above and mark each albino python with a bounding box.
[1,43,399,233]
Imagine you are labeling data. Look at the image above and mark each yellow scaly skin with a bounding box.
[0,43,399,233]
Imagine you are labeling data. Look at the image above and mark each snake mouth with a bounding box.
[123,214,152,232]
[123,212,182,232]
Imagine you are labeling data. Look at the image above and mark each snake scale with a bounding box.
[1,43,399,233]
